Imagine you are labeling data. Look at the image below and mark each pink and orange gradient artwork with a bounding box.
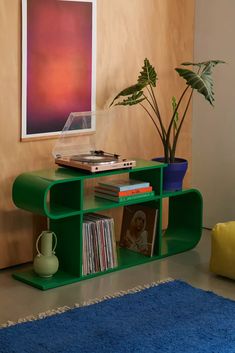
[26,0,94,135]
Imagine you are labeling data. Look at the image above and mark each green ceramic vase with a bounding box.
[33,231,59,278]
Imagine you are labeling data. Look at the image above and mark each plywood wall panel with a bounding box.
[0,0,194,268]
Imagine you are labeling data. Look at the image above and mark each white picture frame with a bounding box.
[21,0,96,140]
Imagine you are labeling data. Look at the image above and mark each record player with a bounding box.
[53,111,136,173]
[55,150,136,172]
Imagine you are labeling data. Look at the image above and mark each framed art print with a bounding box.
[21,0,96,140]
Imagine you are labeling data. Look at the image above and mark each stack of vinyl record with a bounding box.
[82,213,118,276]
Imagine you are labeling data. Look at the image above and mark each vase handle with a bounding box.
[36,231,57,256]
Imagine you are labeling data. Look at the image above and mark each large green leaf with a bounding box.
[109,83,144,106]
[176,60,225,105]
[175,66,215,105]
[137,58,157,87]
[181,60,225,68]
[114,91,146,106]
[110,58,157,107]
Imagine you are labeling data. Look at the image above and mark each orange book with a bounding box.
[94,186,153,197]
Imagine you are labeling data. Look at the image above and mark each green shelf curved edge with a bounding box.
[12,173,79,219]
[161,188,203,257]
[12,173,51,218]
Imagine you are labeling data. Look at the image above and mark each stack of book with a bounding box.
[94,179,154,203]
[82,213,118,276]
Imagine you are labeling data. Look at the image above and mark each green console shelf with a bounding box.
[12,159,203,290]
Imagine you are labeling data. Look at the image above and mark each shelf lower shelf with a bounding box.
[13,248,161,290]
[12,270,80,290]
[12,229,201,291]
[161,228,201,257]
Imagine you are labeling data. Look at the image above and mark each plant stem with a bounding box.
[170,89,194,162]
[144,92,159,118]
[145,86,169,160]
[165,86,190,162]
[149,85,166,138]
[144,90,166,140]
[143,92,167,148]
[140,103,164,144]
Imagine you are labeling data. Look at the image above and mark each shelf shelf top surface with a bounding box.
[26,159,166,182]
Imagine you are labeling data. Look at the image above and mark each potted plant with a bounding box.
[110,58,224,191]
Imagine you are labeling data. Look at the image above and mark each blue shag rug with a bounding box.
[1,279,235,353]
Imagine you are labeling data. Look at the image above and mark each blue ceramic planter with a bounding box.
[152,157,188,192]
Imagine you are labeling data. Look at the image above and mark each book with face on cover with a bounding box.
[120,204,158,257]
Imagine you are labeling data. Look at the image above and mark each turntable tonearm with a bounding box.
[55,150,136,172]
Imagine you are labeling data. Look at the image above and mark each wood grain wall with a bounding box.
[0,0,194,268]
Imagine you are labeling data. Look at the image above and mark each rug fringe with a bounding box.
[0,277,173,329]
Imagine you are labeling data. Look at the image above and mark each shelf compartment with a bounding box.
[160,189,203,257]
[13,175,83,219]
[49,180,83,219]
[130,168,163,197]
[116,247,159,267]
[50,215,83,277]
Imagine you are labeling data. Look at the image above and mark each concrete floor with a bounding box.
[0,229,235,326]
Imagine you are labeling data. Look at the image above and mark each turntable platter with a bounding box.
[71,154,117,164]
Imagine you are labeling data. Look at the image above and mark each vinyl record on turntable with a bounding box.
[70,153,117,164]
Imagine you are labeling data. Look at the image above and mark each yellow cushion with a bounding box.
[210,221,235,279]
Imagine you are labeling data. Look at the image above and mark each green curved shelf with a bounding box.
[12,159,203,290]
